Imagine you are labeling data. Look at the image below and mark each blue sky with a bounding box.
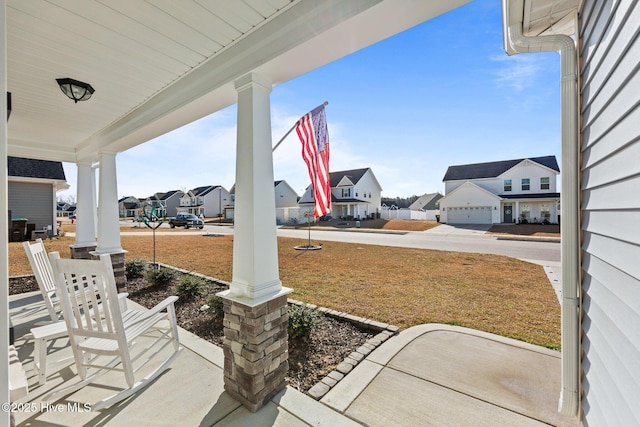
[58,0,561,202]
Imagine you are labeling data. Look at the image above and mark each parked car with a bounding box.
[168,213,204,229]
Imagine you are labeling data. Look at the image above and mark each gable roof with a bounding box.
[409,193,443,210]
[8,156,66,180]
[159,190,182,200]
[189,185,220,197]
[442,156,559,181]
[330,168,370,187]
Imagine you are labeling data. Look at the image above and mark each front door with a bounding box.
[503,205,513,223]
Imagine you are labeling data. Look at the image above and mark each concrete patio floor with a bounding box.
[9,292,578,426]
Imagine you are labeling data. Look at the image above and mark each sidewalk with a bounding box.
[322,324,578,427]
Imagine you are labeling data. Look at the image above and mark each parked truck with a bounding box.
[168,213,204,229]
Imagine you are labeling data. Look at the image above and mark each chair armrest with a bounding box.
[147,296,179,316]
[117,292,129,311]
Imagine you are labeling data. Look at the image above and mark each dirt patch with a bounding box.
[487,224,560,237]
[9,272,373,394]
[305,218,440,232]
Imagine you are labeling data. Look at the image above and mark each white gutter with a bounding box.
[504,3,581,418]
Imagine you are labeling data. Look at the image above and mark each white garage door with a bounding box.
[447,206,492,224]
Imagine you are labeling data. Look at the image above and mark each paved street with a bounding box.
[276,226,560,264]
[122,221,560,265]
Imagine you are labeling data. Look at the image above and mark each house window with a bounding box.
[540,177,550,190]
[342,188,351,197]
[541,204,550,220]
[520,204,530,221]
[521,178,530,191]
[504,179,512,192]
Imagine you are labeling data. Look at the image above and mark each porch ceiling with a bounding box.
[6,0,470,164]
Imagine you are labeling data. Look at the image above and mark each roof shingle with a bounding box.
[442,156,559,181]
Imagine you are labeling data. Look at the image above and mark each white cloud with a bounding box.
[492,54,547,91]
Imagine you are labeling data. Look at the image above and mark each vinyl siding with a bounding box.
[579,0,640,425]
[8,181,54,230]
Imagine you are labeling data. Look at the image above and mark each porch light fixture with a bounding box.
[56,78,95,103]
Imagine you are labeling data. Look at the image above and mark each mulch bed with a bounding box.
[9,269,374,394]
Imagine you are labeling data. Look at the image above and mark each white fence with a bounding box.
[380,209,439,220]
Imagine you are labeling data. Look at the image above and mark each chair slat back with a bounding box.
[23,239,59,321]
[49,253,124,339]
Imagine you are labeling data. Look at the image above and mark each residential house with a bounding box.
[178,185,229,218]
[408,192,443,220]
[438,156,560,225]
[56,202,75,218]
[8,156,68,240]
[226,181,297,224]
[143,190,184,218]
[118,196,141,218]
[299,168,382,220]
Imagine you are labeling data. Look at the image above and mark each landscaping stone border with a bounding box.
[150,263,400,400]
[288,298,399,400]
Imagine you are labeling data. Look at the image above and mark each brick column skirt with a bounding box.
[222,295,289,412]
[69,244,97,260]
[89,251,127,291]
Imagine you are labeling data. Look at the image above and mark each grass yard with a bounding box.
[10,233,560,350]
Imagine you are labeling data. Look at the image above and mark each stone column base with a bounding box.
[69,244,97,260]
[221,295,289,412]
[89,250,127,291]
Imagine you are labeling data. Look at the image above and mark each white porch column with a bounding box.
[95,152,122,254]
[0,0,10,422]
[73,161,97,247]
[93,152,127,289]
[515,201,520,222]
[224,73,291,304]
[218,72,291,413]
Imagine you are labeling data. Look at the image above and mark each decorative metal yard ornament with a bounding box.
[141,204,166,268]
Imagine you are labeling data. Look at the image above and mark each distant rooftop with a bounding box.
[443,156,559,181]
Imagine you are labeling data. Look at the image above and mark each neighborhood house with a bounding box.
[438,156,560,225]
[299,168,382,220]
[8,156,68,240]
[178,185,229,218]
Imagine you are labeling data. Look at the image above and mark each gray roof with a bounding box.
[330,168,369,187]
[159,190,182,200]
[442,156,559,181]
[8,156,66,180]
[190,185,220,197]
[409,193,443,210]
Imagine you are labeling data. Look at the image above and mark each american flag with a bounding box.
[296,104,330,218]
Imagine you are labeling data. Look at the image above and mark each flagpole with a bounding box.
[272,101,328,152]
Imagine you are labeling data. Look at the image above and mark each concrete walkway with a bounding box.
[10,293,578,426]
[322,324,578,427]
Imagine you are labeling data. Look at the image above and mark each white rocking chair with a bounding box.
[23,239,60,321]
[45,252,182,410]
[22,239,129,385]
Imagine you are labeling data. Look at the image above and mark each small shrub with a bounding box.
[175,275,206,299]
[147,267,177,287]
[288,304,319,340]
[207,295,225,319]
[125,258,147,279]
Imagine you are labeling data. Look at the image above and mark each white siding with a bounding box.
[499,161,558,195]
[580,1,640,425]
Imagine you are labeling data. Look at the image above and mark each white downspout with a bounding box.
[507,22,580,417]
